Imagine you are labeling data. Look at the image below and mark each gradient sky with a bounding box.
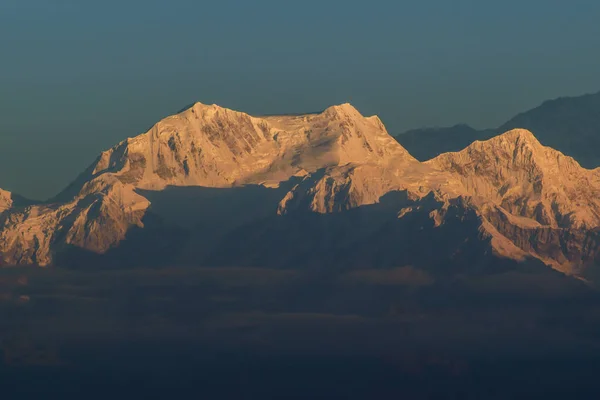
[1,0,600,199]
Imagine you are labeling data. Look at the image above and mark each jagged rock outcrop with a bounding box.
[0,179,149,266]
[428,129,600,228]
[0,189,35,215]
[0,189,13,214]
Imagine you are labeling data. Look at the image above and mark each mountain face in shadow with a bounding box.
[394,91,600,168]
[51,181,564,284]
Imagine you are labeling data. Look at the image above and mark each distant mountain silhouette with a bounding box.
[395,124,495,161]
[500,91,600,169]
[395,91,600,168]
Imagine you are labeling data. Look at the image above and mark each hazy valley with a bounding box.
[2,96,600,398]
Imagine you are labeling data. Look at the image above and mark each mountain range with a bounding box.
[1,101,599,284]
[396,91,600,168]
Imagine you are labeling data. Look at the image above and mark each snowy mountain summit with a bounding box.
[1,102,599,280]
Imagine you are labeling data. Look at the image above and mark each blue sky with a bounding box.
[1,0,600,199]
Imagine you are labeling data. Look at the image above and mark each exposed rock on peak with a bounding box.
[427,129,600,273]
[0,189,35,214]
[321,103,361,116]
[0,189,13,214]
[74,101,415,194]
[428,129,600,228]
[277,163,411,215]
